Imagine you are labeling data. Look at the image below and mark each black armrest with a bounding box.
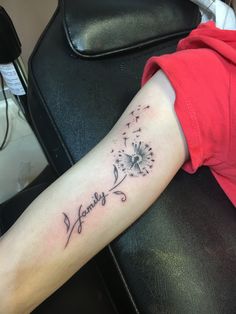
[62,0,200,57]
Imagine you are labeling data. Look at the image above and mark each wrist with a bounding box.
[0,238,28,314]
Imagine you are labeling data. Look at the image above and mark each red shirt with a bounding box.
[142,22,236,206]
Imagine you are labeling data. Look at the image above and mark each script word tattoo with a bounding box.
[62,104,155,248]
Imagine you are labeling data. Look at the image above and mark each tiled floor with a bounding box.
[0,97,48,203]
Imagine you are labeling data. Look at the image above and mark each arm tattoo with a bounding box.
[62,105,155,248]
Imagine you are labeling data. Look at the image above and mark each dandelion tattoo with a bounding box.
[62,105,155,248]
[115,142,154,177]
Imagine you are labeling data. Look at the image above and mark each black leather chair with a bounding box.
[5,0,236,313]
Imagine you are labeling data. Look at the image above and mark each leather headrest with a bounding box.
[62,0,200,58]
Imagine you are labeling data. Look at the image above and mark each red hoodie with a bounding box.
[142,22,236,206]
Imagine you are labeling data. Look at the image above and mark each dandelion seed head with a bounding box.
[114,141,155,177]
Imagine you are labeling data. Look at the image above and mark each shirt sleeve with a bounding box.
[141,48,230,175]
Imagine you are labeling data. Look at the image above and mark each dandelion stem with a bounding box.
[109,175,127,192]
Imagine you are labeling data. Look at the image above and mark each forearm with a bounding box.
[0,71,188,313]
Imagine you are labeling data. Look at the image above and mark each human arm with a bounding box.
[0,70,188,314]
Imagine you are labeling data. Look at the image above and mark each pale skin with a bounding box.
[0,70,189,313]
